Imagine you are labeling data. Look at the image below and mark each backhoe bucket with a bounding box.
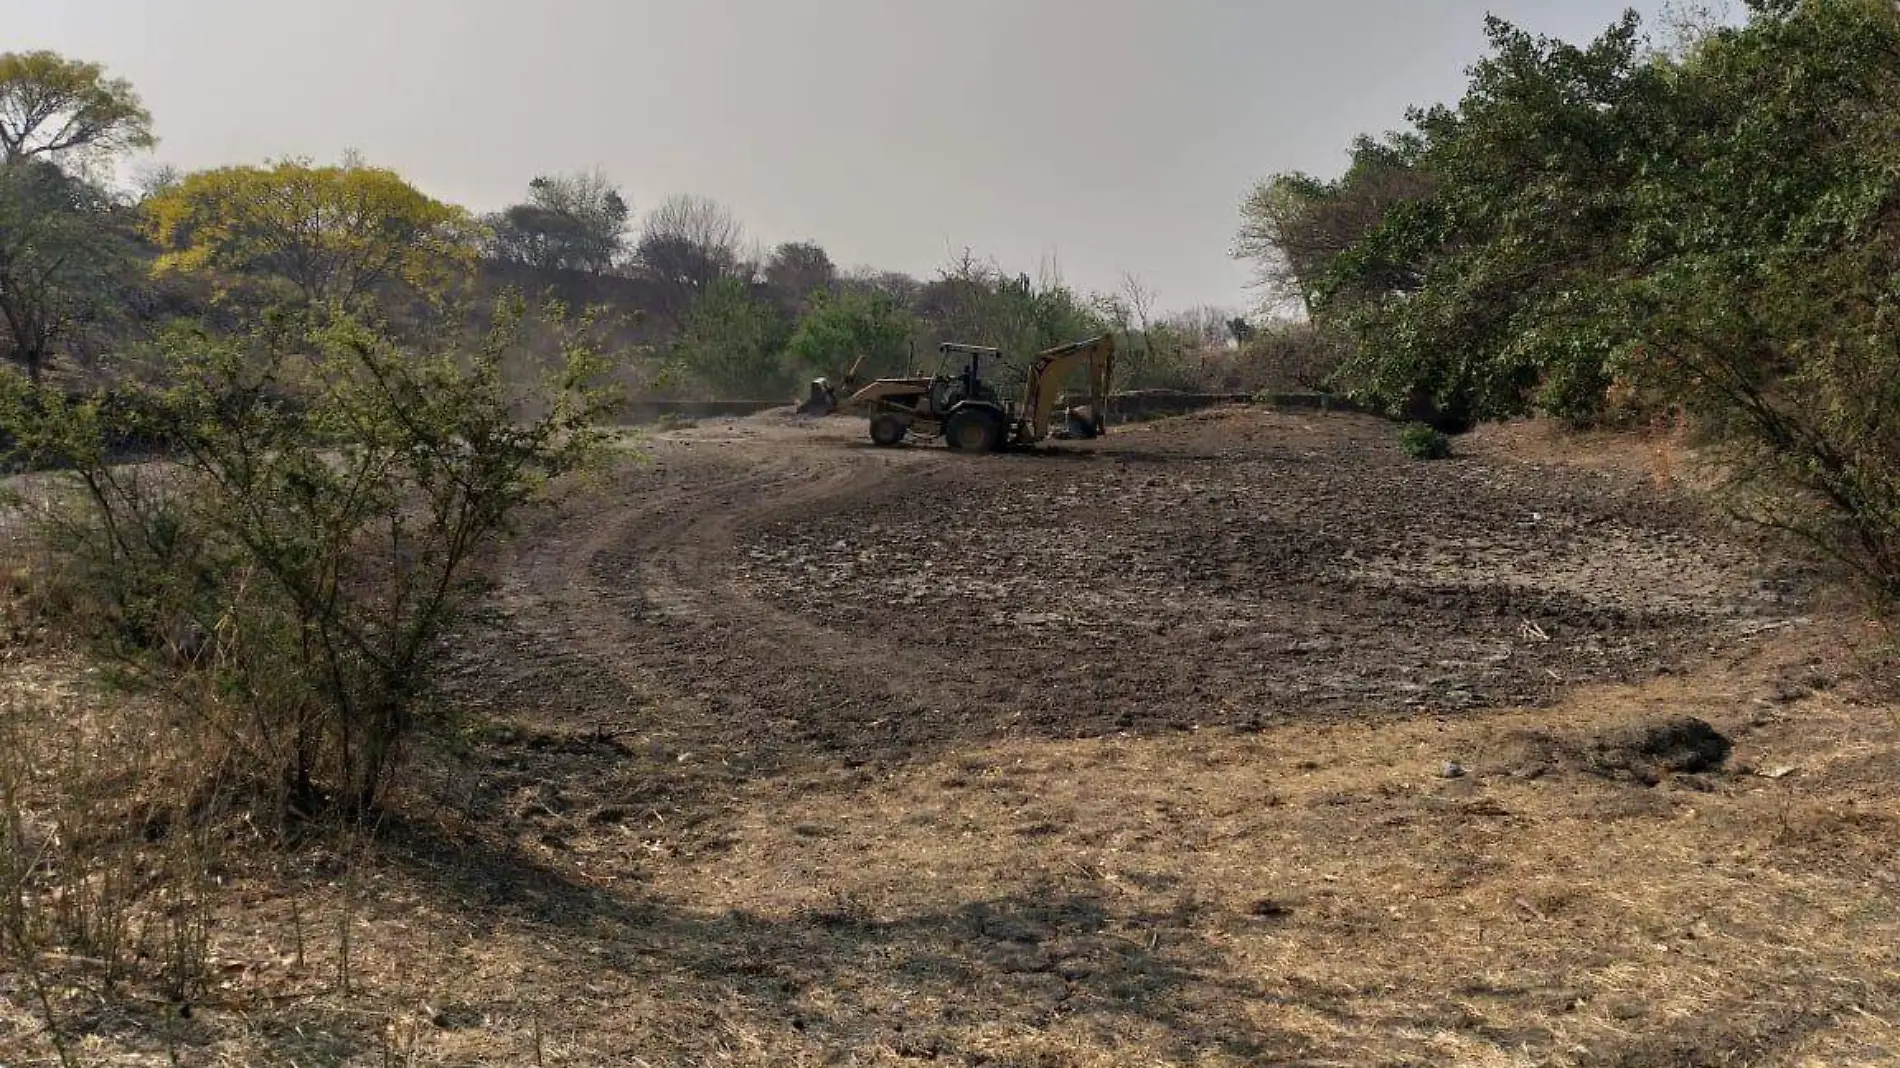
[1063,405,1102,440]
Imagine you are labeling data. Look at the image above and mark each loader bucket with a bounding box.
[796,378,837,417]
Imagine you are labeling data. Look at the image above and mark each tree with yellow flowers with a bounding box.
[0,50,154,165]
[144,158,479,307]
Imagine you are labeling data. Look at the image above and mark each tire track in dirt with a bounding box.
[444,409,1802,794]
[449,420,1030,784]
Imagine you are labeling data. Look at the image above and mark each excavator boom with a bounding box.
[1020,334,1114,443]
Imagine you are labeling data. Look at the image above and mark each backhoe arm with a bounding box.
[1021,334,1114,443]
[841,352,867,393]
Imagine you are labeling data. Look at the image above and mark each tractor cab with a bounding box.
[930,343,1006,413]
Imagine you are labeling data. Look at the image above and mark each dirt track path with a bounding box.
[448,417,985,792]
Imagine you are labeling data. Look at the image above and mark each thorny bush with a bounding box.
[0,294,622,820]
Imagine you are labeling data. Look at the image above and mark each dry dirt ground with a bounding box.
[5,406,1900,1066]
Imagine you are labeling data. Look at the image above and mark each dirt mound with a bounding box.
[1490,716,1733,786]
[1590,716,1732,776]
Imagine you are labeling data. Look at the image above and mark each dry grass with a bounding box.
[1463,415,1705,492]
[2,616,1897,1066]
[637,623,1898,1067]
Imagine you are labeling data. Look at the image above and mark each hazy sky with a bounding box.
[6,0,1672,312]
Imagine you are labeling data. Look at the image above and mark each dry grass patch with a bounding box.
[4,621,1899,1065]
[635,626,1899,1066]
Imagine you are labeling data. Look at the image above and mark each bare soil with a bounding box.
[6,406,1898,1067]
[472,409,1792,754]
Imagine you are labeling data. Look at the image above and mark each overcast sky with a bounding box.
[5,0,1673,312]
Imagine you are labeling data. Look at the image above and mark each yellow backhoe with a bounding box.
[799,335,1115,452]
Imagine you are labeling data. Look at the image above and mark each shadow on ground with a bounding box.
[371,814,1311,1064]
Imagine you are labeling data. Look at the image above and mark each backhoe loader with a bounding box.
[801,335,1114,452]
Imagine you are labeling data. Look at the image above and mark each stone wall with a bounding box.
[1058,390,1369,421]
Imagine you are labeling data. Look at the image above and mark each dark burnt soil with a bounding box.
[746,411,1797,724]
[443,408,1801,791]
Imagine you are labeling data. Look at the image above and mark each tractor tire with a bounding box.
[869,413,909,447]
[944,407,1005,453]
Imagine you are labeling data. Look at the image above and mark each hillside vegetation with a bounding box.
[1237,0,1900,599]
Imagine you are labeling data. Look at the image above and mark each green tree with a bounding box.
[672,277,791,397]
[0,159,138,382]
[1236,133,1431,315]
[144,158,479,307]
[485,170,630,273]
[1316,12,1662,422]
[0,50,155,165]
[1622,0,1900,596]
[764,240,837,317]
[1273,0,1900,596]
[912,251,1105,363]
[786,288,913,381]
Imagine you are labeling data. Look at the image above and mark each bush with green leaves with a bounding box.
[1241,0,1900,601]
[914,253,1109,364]
[785,288,914,383]
[0,296,621,818]
[1397,422,1452,461]
[670,277,793,398]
